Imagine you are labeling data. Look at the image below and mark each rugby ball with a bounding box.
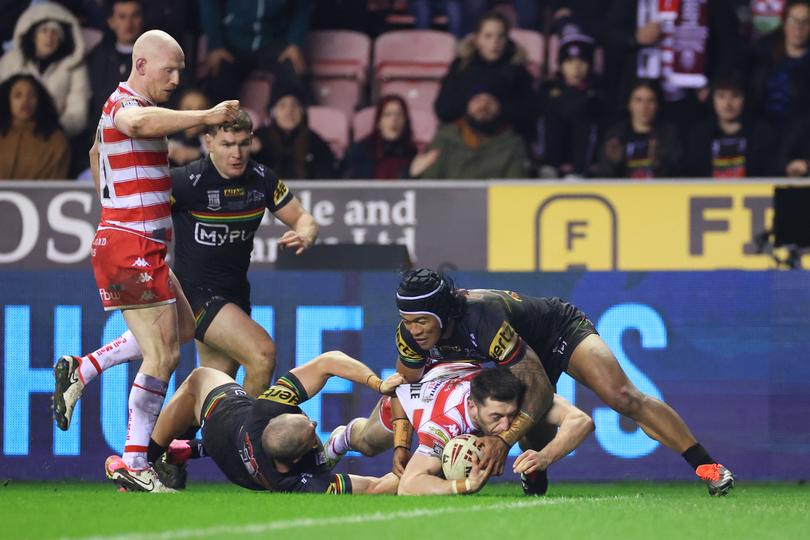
[441,434,483,480]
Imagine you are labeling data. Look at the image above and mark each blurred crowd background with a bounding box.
[2,0,810,182]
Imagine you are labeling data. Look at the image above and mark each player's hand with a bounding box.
[786,159,810,177]
[467,452,495,493]
[513,449,549,475]
[379,372,406,395]
[206,48,235,76]
[278,230,313,255]
[392,446,412,477]
[277,44,306,75]
[205,100,240,126]
[636,21,662,46]
[478,435,509,476]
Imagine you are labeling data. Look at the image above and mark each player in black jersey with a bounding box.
[390,268,735,496]
[144,350,404,494]
[170,109,318,396]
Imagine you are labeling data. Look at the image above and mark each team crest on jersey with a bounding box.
[246,190,264,204]
[206,190,221,211]
[489,321,519,362]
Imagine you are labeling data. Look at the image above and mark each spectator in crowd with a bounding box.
[168,88,211,166]
[592,78,681,179]
[410,0,488,38]
[0,2,90,138]
[252,84,337,179]
[86,0,143,125]
[748,0,810,148]
[0,74,69,179]
[345,95,417,179]
[685,76,769,178]
[411,86,529,179]
[200,0,313,104]
[777,109,810,177]
[539,32,607,178]
[434,10,538,143]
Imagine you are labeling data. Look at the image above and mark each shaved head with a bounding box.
[262,414,319,464]
[128,30,185,103]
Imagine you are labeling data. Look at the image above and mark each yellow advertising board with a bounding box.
[488,182,809,271]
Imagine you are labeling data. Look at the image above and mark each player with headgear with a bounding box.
[388,268,735,496]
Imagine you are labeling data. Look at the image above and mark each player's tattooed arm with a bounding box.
[290,350,404,398]
[513,394,594,475]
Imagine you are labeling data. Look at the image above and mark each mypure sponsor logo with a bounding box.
[194,222,255,246]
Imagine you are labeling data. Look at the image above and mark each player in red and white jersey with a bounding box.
[52,29,239,493]
[324,366,594,496]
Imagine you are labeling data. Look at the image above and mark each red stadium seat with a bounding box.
[352,106,437,150]
[305,30,371,119]
[308,106,349,159]
[509,29,544,83]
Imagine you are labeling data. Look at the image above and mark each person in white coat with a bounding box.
[0,2,90,137]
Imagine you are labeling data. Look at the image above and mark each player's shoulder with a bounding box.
[396,321,425,361]
[171,157,208,188]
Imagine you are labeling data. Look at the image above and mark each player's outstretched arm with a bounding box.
[398,453,491,495]
[513,394,595,475]
[348,472,400,494]
[290,350,404,399]
[114,99,240,138]
[274,197,319,255]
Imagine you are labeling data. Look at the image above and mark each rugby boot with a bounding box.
[53,355,84,431]
[154,455,188,490]
[521,469,549,496]
[105,455,176,493]
[696,463,735,496]
[323,425,347,470]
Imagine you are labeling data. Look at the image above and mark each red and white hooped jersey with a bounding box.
[97,82,172,241]
[395,363,482,459]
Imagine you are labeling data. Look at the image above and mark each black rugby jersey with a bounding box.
[396,289,587,374]
[171,157,293,295]
[236,372,351,493]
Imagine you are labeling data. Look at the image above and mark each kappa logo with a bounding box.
[189,173,202,186]
[253,165,265,177]
[136,272,153,284]
[131,257,150,268]
[140,290,156,302]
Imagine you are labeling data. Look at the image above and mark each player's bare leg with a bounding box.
[195,340,240,379]
[199,303,276,397]
[53,272,195,431]
[566,333,734,495]
[324,398,393,469]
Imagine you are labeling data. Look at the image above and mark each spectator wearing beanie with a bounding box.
[411,83,529,179]
[252,84,337,179]
[345,95,417,179]
[685,76,770,178]
[539,32,607,178]
[434,10,538,143]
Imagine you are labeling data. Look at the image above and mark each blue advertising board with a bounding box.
[1,271,809,482]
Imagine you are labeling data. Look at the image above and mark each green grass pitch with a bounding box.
[2,481,808,540]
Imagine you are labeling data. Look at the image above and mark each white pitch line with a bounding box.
[63,496,630,540]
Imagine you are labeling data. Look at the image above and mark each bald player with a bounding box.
[52,30,239,492]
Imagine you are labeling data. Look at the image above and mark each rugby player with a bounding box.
[391,268,735,496]
[53,29,239,492]
[53,112,317,428]
[144,351,404,494]
[326,365,593,496]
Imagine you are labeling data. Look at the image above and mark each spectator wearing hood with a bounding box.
[0,2,90,137]
[433,10,538,143]
[0,74,69,179]
[252,84,337,179]
[539,32,608,178]
[411,85,529,179]
[345,95,417,180]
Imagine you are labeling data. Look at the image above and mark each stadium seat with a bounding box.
[509,29,544,83]
[373,30,455,107]
[305,30,371,118]
[351,106,438,148]
[546,34,605,77]
[308,106,349,159]
[81,27,103,55]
